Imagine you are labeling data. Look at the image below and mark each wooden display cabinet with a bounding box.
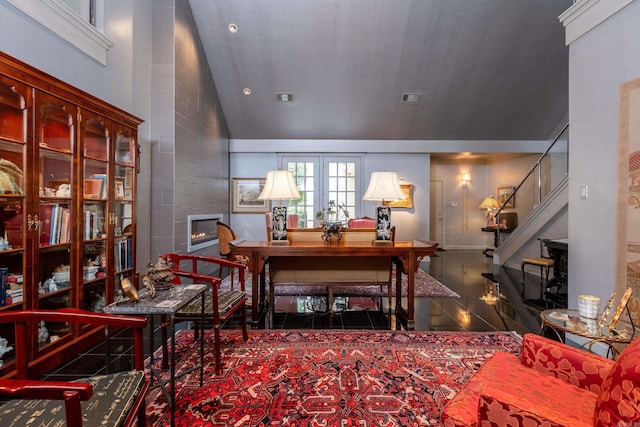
[0,52,141,377]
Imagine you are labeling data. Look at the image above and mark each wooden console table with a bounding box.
[229,239,438,330]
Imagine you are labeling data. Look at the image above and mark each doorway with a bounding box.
[430,180,444,248]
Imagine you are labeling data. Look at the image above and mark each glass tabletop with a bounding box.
[541,308,631,343]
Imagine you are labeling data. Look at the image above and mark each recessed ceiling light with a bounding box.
[229,23,238,33]
[277,93,293,102]
[401,93,421,104]
[243,88,251,95]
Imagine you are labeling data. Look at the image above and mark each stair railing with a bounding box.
[494,123,569,244]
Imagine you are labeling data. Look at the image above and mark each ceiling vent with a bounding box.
[277,93,293,102]
[401,93,421,104]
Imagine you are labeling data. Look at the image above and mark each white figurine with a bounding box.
[38,321,49,343]
[0,337,12,359]
[46,277,58,292]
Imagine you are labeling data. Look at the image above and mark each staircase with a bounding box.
[490,123,569,270]
[494,175,568,268]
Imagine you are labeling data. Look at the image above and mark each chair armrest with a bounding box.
[0,308,148,376]
[0,379,92,400]
[520,333,614,393]
[477,383,595,427]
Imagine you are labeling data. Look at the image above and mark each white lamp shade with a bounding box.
[258,170,301,200]
[362,172,405,201]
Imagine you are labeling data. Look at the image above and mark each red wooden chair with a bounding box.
[0,308,148,427]
[161,253,249,375]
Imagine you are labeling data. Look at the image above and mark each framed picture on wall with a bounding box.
[497,186,515,208]
[232,178,270,213]
[383,183,414,208]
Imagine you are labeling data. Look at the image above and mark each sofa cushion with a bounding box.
[0,370,146,427]
[594,337,640,426]
[441,351,597,427]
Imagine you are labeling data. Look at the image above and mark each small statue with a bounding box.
[38,321,49,343]
[142,275,156,298]
[93,293,105,312]
[142,256,175,296]
[45,277,58,292]
[0,337,12,367]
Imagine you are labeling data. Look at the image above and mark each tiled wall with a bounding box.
[150,0,230,259]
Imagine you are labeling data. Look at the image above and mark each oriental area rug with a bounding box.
[220,267,460,299]
[146,329,521,426]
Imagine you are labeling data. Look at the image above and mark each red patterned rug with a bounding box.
[220,267,459,299]
[146,329,521,426]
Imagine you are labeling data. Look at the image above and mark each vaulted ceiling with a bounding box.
[188,0,571,143]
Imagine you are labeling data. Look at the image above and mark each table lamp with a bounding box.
[363,171,405,245]
[479,195,500,226]
[258,169,301,244]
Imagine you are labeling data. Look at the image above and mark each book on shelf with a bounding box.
[91,174,108,199]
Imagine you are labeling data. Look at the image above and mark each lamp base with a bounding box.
[372,239,393,246]
[269,240,290,245]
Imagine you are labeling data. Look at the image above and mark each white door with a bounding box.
[430,180,444,247]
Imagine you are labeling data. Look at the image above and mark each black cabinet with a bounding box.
[543,238,568,307]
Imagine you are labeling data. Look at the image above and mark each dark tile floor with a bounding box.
[269,249,547,335]
[44,249,551,379]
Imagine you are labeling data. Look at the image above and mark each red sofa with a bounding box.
[441,333,640,426]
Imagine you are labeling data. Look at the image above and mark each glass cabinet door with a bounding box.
[34,91,76,350]
[0,76,27,372]
[81,114,109,314]
[112,129,136,303]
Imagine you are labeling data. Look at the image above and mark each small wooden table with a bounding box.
[230,238,438,330]
[104,284,207,427]
[540,308,631,358]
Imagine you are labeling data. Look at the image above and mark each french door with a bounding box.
[282,155,362,227]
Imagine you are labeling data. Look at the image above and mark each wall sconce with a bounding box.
[461,172,471,188]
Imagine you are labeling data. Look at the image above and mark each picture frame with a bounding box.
[115,180,125,199]
[232,178,270,213]
[609,287,633,331]
[382,183,414,208]
[497,186,515,209]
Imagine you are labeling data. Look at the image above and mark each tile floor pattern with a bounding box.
[43,249,551,380]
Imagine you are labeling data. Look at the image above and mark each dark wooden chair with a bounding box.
[161,253,249,375]
[0,308,149,427]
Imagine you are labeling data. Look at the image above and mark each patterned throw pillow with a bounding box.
[594,337,640,426]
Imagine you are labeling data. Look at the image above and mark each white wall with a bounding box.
[567,1,640,306]
[230,151,430,242]
[430,154,540,250]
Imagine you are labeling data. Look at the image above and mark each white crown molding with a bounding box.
[6,0,112,65]
[559,0,634,45]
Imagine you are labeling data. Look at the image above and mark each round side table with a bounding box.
[540,308,631,359]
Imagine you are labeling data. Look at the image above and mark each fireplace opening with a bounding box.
[187,214,223,252]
